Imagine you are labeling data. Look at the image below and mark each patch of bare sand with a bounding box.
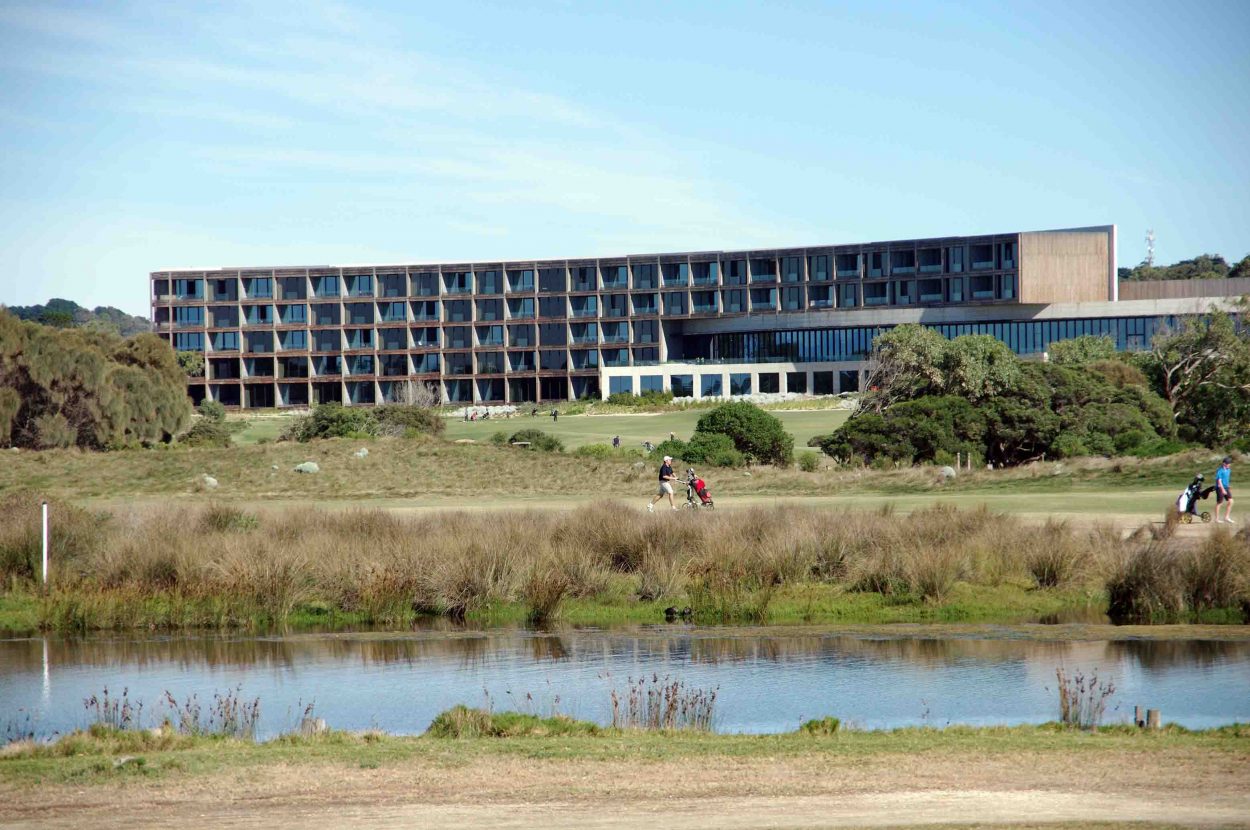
[4,747,1248,829]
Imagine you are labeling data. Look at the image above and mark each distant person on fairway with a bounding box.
[1215,456,1234,524]
[612,435,620,448]
[647,455,679,512]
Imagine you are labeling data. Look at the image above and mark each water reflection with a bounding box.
[2,627,1248,738]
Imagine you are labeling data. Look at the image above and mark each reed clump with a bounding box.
[9,498,1249,631]
[1106,528,1250,622]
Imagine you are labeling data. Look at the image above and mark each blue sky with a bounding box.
[1,0,1247,317]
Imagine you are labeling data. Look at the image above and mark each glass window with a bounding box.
[692,262,719,284]
[834,254,858,279]
[412,272,440,296]
[782,286,804,311]
[663,292,688,315]
[539,267,566,293]
[948,278,964,303]
[868,252,885,277]
[539,322,567,346]
[750,259,776,282]
[604,294,628,317]
[812,371,834,395]
[663,263,688,286]
[786,372,806,394]
[477,352,505,374]
[445,353,472,375]
[601,265,628,288]
[507,350,535,371]
[632,293,658,315]
[724,259,747,285]
[837,283,857,308]
[632,263,658,289]
[781,256,802,283]
[729,373,751,396]
[700,374,723,396]
[839,370,860,393]
[602,348,629,367]
[443,271,473,293]
[507,269,534,292]
[609,376,633,396]
[633,319,658,343]
[758,373,779,394]
[723,289,746,313]
[173,332,204,351]
[1000,274,1017,300]
[948,247,964,273]
[444,299,472,322]
[477,298,503,321]
[378,274,405,297]
[540,349,568,371]
[508,323,535,347]
[478,270,503,294]
[446,326,472,349]
[570,266,597,291]
[380,301,406,322]
[476,325,504,346]
[280,330,307,350]
[639,375,663,393]
[212,331,239,351]
[670,374,693,397]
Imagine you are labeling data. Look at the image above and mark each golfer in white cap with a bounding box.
[648,455,679,512]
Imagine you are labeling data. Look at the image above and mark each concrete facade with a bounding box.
[147,224,1241,409]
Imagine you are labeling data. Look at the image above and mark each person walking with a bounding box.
[1214,456,1234,523]
[612,435,620,449]
[551,408,558,422]
[647,455,679,512]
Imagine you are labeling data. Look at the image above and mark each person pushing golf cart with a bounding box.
[1176,473,1215,524]
[647,455,679,512]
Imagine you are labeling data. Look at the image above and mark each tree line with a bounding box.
[1118,253,1250,282]
[813,303,1250,467]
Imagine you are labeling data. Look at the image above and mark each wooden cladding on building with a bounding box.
[1018,228,1113,304]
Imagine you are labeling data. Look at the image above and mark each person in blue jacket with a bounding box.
[1214,456,1234,524]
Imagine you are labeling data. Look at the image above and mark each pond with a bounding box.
[2,625,1247,740]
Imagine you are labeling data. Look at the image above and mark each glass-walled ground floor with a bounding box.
[685,314,1176,364]
[182,312,1197,407]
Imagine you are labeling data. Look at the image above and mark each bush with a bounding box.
[649,438,689,461]
[372,404,444,438]
[281,402,377,442]
[695,401,793,465]
[799,716,840,735]
[798,451,821,472]
[685,432,744,467]
[198,400,226,422]
[605,390,675,408]
[490,431,509,446]
[182,418,232,448]
[507,428,564,452]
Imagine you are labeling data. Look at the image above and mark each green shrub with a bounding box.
[798,451,821,472]
[281,402,377,442]
[197,400,226,423]
[649,438,689,461]
[798,716,840,735]
[426,705,600,738]
[182,419,232,448]
[490,431,509,446]
[685,432,744,467]
[605,390,675,408]
[695,401,793,465]
[372,404,444,438]
[574,442,642,459]
[507,428,564,452]
[1048,334,1116,365]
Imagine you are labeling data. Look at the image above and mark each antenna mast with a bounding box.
[1145,229,1155,267]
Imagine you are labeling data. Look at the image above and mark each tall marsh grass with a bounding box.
[7,494,1249,630]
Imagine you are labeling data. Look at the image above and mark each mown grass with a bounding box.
[2,496,1246,633]
[3,719,1246,787]
[0,430,1232,509]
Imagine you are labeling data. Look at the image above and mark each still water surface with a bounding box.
[2,626,1247,739]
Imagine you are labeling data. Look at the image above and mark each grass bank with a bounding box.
[3,718,1246,787]
[0,431,1232,508]
[3,498,1247,633]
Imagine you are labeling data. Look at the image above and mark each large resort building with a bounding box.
[151,225,1248,409]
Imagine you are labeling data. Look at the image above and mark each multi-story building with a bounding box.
[150,225,1247,409]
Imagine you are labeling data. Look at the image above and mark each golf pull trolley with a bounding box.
[1181,510,1212,524]
[683,471,715,510]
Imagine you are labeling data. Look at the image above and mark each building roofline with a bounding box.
[150,225,1114,275]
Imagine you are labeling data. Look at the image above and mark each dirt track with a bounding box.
[5,747,1249,829]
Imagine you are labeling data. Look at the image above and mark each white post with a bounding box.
[41,500,48,585]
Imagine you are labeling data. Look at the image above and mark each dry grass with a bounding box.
[6,493,1249,630]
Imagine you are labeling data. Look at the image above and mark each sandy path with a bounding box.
[5,748,1248,829]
